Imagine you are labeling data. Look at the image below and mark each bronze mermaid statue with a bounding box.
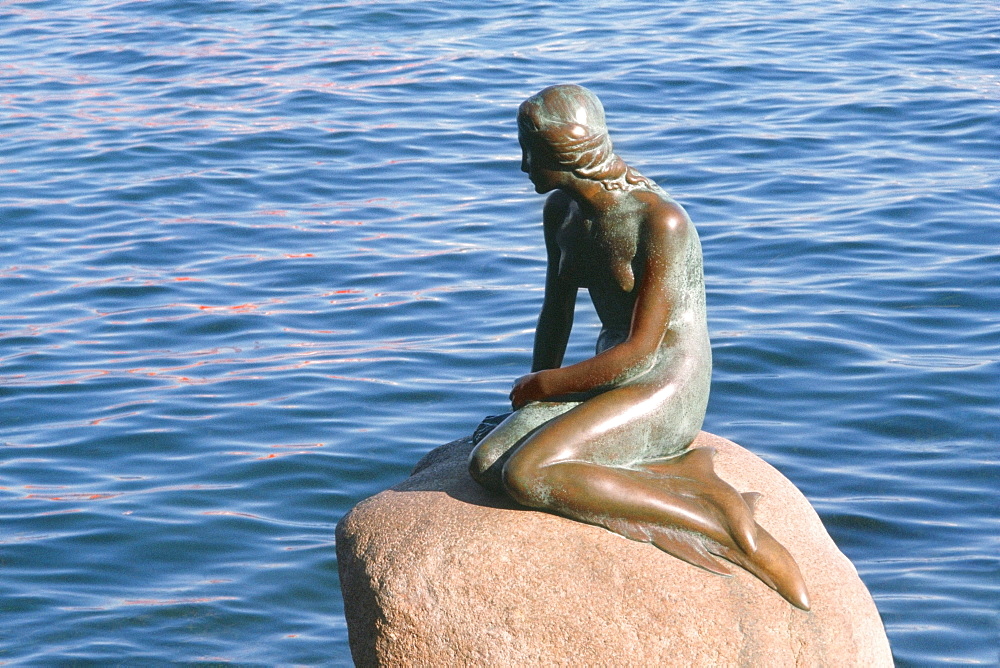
[469,84,810,610]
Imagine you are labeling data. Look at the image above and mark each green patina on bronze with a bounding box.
[469,84,810,610]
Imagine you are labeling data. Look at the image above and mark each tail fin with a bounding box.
[604,517,732,576]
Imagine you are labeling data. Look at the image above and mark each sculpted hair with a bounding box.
[517,84,656,192]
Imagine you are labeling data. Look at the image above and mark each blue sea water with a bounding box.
[1,0,997,664]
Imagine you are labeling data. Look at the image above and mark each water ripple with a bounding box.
[1,1,998,664]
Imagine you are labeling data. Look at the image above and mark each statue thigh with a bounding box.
[503,383,666,476]
[473,375,704,497]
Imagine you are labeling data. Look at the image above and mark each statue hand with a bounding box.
[510,372,545,409]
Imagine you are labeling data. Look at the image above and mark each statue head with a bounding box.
[518,84,649,191]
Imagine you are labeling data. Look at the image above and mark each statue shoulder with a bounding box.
[542,190,573,227]
[641,193,691,246]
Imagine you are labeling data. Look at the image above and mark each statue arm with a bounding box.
[531,192,577,372]
[511,208,682,409]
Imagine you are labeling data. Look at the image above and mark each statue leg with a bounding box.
[499,382,738,542]
[499,383,810,610]
[504,380,766,550]
[468,401,580,494]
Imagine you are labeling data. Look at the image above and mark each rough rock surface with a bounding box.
[336,432,892,666]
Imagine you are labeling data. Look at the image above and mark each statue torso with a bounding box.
[551,190,710,368]
[554,199,640,333]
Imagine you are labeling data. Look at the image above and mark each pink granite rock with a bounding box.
[336,432,892,666]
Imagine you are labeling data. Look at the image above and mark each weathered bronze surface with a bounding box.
[469,84,810,610]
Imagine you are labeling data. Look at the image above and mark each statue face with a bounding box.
[519,130,562,194]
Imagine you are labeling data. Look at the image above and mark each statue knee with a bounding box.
[501,451,547,507]
[468,444,505,494]
[468,446,487,480]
